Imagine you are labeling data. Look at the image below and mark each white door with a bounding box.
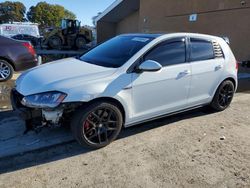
[188,38,225,106]
[131,38,191,122]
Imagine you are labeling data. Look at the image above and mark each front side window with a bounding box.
[144,38,186,67]
[80,36,153,68]
[190,38,214,61]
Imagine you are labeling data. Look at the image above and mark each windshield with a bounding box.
[80,36,153,68]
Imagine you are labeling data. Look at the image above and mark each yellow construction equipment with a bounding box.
[43,19,93,50]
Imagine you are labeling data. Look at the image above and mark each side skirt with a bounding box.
[124,104,209,128]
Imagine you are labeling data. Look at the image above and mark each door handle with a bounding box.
[123,86,132,90]
[180,70,191,75]
[215,65,223,71]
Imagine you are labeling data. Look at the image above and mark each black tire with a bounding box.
[75,36,87,49]
[48,36,62,49]
[71,101,123,149]
[0,59,14,82]
[210,80,235,111]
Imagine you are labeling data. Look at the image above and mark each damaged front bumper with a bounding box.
[11,89,42,121]
[11,89,66,132]
[11,89,43,132]
[11,89,82,133]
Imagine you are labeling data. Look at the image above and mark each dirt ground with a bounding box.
[0,81,249,188]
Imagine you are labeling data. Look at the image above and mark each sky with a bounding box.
[0,0,116,26]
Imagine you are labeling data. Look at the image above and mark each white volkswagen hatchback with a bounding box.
[12,33,238,148]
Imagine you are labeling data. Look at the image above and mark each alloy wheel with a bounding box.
[0,61,11,81]
[218,83,234,108]
[82,107,119,145]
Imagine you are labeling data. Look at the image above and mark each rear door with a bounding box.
[188,38,225,106]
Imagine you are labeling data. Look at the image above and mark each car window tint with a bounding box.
[144,40,186,67]
[80,36,153,68]
[190,38,214,61]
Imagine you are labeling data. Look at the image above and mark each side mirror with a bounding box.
[137,60,162,72]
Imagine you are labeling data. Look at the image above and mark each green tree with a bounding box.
[27,2,76,28]
[64,9,76,20]
[0,1,26,23]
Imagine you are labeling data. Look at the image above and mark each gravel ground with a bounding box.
[0,90,250,187]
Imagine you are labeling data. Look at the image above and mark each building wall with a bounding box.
[116,10,139,35]
[139,0,250,61]
[96,21,116,44]
[97,0,250,61]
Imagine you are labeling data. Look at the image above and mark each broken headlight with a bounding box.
[21,91,67,108]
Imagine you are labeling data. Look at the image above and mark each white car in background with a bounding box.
[12,33,238,149]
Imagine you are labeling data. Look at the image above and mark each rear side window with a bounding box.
[144,39,186,67]
[190,38,214,61]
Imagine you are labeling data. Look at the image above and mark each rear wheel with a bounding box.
[210,80,235,111]
[0,59,13,82]
[71,101,123,149]
[48,36,62,49]
[75,36,87,49]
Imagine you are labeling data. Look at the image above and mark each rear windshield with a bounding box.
[80,36,153,68]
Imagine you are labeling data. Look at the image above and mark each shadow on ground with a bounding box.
[0,106,216,174]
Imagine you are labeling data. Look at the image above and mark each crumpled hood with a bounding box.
[16,57,117,96]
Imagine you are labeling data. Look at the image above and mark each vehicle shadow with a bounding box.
[0,106,214,174]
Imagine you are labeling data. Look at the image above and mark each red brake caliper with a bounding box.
[84,120,90,131]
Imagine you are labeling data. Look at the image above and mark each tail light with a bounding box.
[22,42,36,56]
[236,60,240,71]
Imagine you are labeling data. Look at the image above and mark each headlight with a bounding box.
[21,91,67,108]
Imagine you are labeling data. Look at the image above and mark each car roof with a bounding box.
[119,32,222,41]
[119,33,164,39]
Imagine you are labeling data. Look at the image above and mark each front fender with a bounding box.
[62,73,133,123]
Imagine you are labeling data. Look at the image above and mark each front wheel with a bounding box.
[71,101,123,149]
[210,80,235,111]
